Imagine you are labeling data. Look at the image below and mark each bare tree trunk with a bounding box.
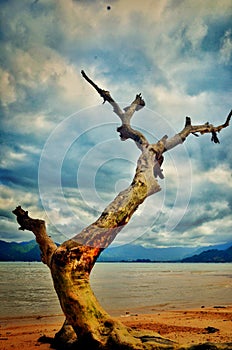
[12,72,231,349]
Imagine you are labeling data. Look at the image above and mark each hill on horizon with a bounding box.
[182,246,232,263]
[0,240,41,261]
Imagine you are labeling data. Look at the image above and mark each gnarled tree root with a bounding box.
[40,323,232,350]
[47,323,177,349]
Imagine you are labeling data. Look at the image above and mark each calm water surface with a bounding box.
[0,262,231,317]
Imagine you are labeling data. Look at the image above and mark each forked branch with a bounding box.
[163,110,231,151]
[81,70,148,150]
[81,70,231,157]
[12,206,57,267]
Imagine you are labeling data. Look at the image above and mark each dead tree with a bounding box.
[13,71,231,350]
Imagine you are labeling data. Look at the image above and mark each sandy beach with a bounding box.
[0,306,231,349]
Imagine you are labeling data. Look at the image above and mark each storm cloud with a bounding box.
[0,0,231,247]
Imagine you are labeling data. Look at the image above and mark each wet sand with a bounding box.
[122,306,232,346]
[0,306,231,349]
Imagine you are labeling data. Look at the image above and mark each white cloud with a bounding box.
[0,68,17,106]
[0,185,42,217]
[194,164,232,188]
[151,85,210,121]
[185,19,208,50]
[186,215,232,246]
[219,29,232,64]
[3,111,55,136]
[0,150,26,169]
[20,144,41,155]
[206,165,232,186]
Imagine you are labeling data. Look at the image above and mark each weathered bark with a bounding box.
[12,72,231,349]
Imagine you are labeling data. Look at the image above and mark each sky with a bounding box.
[0,0,231,248]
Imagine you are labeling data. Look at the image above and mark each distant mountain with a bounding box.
[191,242,232,255]
[182,246,232,263]
[98,244,199,262]
[0,239,232,262]
[0,240,41,261]
[98,242,232,262]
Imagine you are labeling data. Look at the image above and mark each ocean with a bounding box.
[0,262,231,318]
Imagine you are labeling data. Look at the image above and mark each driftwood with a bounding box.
[13,72,231,349]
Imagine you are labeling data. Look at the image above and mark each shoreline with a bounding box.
[1,306,231,349]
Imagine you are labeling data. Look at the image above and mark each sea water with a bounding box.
[0,262,231,318]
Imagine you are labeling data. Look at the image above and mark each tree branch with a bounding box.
[71,146,161,250]
[81,70,124,117]
[81,71,231,157]
[81,70,148,150]
[152,110,232,153]
[63,71,163,252]
[12,206,57,267]
[182,110,231,140]
[77,72,230,255]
